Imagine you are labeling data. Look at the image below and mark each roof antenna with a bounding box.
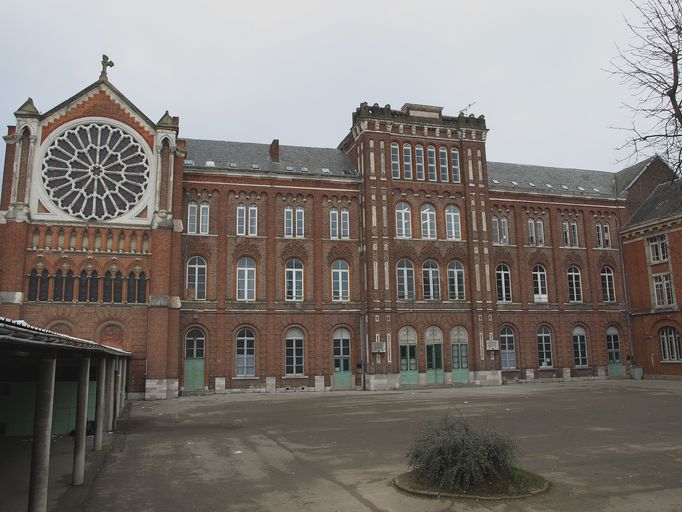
[459,101,476,116]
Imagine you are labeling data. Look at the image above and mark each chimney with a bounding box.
[269,139,280,162]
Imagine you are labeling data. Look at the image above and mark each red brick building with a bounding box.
[1,67,677,399]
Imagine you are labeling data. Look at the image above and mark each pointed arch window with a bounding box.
[103,271,113,302]
[127,272,137,303]
[88,271,99,302]
[78,271,88,302]
[37,270,49,302]
[28,270,38,301]
[53,271,64,301]
[64,271,74,302]
[137,272,147,303]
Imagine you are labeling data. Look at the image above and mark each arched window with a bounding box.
[237,257,256,301]
[187,257,207,300]
[137,272,147,303]
[396,259,415,300]
[399,326,418,372]
[445,205,461,240]
[185,328,205,358]
[78,271,88,302]
[601,266,616,302]
[567,265,583,302]
[439,147,449,182]
[199,201,210,234]
[532,264,548,303]
[422,260,441,300]
[496,264,512,302]
[88,271,99,302]
[426,145,437,181]
[285,259,304,301]
[53,271,64,301]
[236,328,256,376]
[333,327,351,373]
[332,260,350,301]
[64,271,74,302]
[573,326,588,367]
[659,326,681,361]
[402,143,412,179]
[103,271,113,302]
[537,325,553,368]
[451,326,468,370]
[38,270,49,302]
[187,201,198,234]
[606,326,621,365]
[500,326,516,369]
[127,272,136,303]
[421,204,436,239]
[390,142,400,179]
[447,261,465,300]
[450,148,461,183]
[415,145,425,180]
[113,271,123,303]
[28,270,38,301]
[285,327,305,375]
[395,202,412,238]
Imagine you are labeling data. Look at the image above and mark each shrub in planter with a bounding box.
[407,415,517,493]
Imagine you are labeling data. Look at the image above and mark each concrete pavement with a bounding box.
[59,380,682,512]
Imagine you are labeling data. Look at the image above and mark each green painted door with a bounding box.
[607,327,624,377]
[332,330,353,389]
[451,342,469,384]
[400,344,418,385]
[184,328,206,392]
[426,343,445,384]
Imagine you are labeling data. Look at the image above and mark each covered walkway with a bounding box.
[0,317,130,512]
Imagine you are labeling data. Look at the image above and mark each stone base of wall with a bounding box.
[145,378,179,400]
[366,373,400,390]
[471,370,503,386]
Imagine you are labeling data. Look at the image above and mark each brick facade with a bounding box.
[1,74,679,400]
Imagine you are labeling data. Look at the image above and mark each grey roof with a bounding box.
[488,161,617,199]
[626,178,682,227]
[614,157,655,195]
[183,139,358,179]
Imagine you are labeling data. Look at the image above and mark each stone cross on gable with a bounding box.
[99,54,114,80]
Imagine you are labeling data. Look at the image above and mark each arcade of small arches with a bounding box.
[30,226,151,254]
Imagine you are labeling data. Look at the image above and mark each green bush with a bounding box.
[407,415,517,492]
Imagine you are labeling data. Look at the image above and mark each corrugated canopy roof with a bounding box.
[0,317,130,356]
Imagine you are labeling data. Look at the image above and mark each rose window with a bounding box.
[41,123,150,220]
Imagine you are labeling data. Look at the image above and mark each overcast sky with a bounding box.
[1,1,643,179]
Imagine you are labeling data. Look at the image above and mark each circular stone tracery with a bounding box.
[41,123,150,220]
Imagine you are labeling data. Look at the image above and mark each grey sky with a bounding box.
[0,1,642,179]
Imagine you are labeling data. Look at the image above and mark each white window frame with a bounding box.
[532,264,548,303]
[187,201,198,234]
[500,326,516,369]
[422,260,441,300]
[427,145,437,181]
[395,202,412,238]
[295,206,305,237]
[285,329,305,375]
[332,260,350,301]
[654,273,675,306]
[236,203,246,236]
[660,326,682,361]
[570,221,579,247]
[445,205,461,240]
[649,235,669,263]
[329,208,339,239]
[537,219,545,246]
[186,256,207,300]
[439,147,449,182]
[496,264,512,302]
[340,208,350,239]
[447,260,465,300]
[236,328,256,377]
[562,220,570,246]
[248,204,258,236]
[415,145,425,181]
[601,266,616,302]
[528,219,536,245]
[390,142,400,179]
[396,259,415,300]
[285,259,304,301]
[421,204,437,239]
[451,148,461,183]
[237,257,256,301]
[595,223,603,248]
[572,326,588,367]
[284,206,293,237]
[199,201,210,235]
[567,265,583,303]
[537,326,553,368]
[402,144,413,180]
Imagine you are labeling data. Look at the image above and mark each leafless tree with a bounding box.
[611,0,682,174]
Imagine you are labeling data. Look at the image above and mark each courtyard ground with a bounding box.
[10,379,682,511]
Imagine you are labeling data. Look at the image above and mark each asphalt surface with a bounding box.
[56,380,682,511]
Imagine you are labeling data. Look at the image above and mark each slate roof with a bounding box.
[625,178,682,227]
[614,157,656,195]
[488,161,617,199]
[183,139,358,179]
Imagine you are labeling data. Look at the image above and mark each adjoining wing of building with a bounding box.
[1,69,680,401]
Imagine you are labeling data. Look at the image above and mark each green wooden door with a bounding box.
[607,327,624,377]
[399,345,418,385]
[332,330,353,389]
[451,342,469,384]
[426,343,445,384]
[184,328,206,392]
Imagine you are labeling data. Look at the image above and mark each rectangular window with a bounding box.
[391,143,400,179]
[295,207,305,237]
[570,221,579,247]
[187,202,197,234]
[427,146,437,181]
[236,204,246,236]
[439,147,449,182]
[500,217,509,244]
[285,338,304,375]
[329,209,339,239]
[649,235,669,262]
[236,339,255,377]
[451,148,461,183]
[595,224,603,248]
[603,223,611,248]
[284,207,293,237]
[528,219,536,245]
[248,205,258,236]
[654,274,675,306]
[491,217,499,244]
[415,146,425,180]
[562,221,570,246]
[340,208,350,239]
[200,203,209,234]
[402,144,413,180]
[537,219,545,246]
